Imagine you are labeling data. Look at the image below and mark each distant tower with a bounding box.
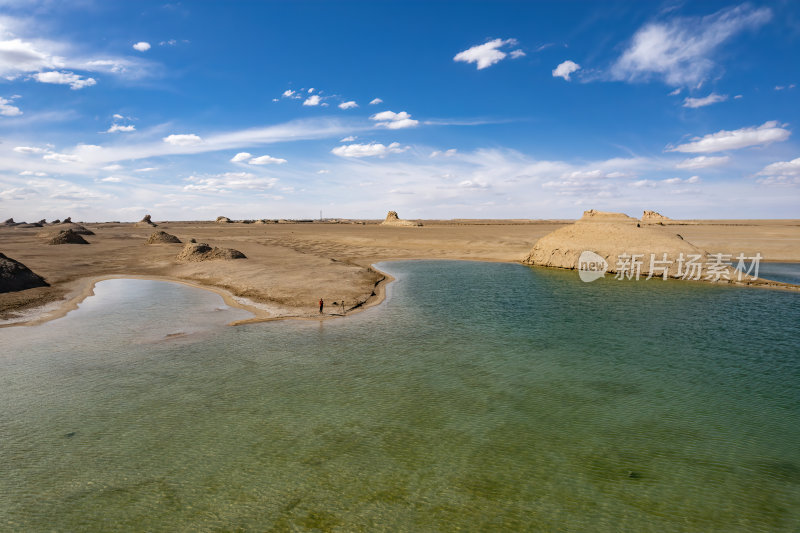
[320,210,322,221]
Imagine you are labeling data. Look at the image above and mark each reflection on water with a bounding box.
[1,264,798,531]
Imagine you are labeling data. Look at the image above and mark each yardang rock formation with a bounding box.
[0,253,49,293]
[380,211,422,227]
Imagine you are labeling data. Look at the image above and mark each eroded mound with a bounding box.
[522,210,743,282]
[0,253,49,293]
[380,210,423,227]
[216,216,231,224]
[135,214,158,227]
[48,229,89,245]
[176,242,246,261]
[146,230,182,244]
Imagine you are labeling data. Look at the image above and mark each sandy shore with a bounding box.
[1,219,798,325]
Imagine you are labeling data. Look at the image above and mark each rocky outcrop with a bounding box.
[0,253,49,293]
[135,214,158,227]
[146,230,181,244]
[522,210,743,282]
[216,216,231,224]
[380,211,423,227]
[641,210,672,224]
[48,229,89,245]
[176,242,246,261]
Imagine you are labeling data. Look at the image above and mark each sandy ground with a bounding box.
[1,219,798,324]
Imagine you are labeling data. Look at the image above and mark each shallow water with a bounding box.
[1,262,798,531]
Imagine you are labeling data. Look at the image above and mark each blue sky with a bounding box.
[0,0,798,221]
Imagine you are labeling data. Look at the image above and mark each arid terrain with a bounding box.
[1,217,799,325]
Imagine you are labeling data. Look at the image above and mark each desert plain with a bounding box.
[1,215,799,326]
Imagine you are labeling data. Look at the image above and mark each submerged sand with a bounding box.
[1,218,798,324]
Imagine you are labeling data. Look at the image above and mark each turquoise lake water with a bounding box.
[1,261,799,531]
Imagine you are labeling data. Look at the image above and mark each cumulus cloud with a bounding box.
[230,152,252,162]
[32,70,96,90]
[107,123,135,133]
[676,155,730,169]
[370,110,419,129]
[369,98,382,105]
[0,19,153,84]
[668,121,790,153]
[331,142,408,158]
[303,94,321,106]
[552,60,580,81]
[338,101,358,110]
[248,154,287,165]
[132,42,151,52]
[163,133,203,146]
[682,92,728,108]
[453,38,519,70]
[282,90,296,98]
[756,157,800,185]
[0,96,22,116]
[611,4,771,86]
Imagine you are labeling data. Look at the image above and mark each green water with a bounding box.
[1,261,798,532]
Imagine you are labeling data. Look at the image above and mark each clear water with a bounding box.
[1,262,798,532]
[758,262,800,286]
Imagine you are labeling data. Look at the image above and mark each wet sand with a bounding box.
[1,219,798,324]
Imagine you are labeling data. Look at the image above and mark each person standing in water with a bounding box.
[319,298,324,314]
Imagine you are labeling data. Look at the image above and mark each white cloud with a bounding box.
[682,92,728,108]
[282,90,295,98]
[101,176,122,182]
[32,70,96,90]
[43,152,80,163]
[102,164,123,171]
[552,60,580,81]
[19,170,46,176]
[757,157,800,184]
[132,42,151,52]
[183,172,278,193]
[303,94,321,106]
[340,136,356,142]
[308,88,314,93]
[248,154,287,165]
[668,121,791,153]
[163,133,203,146]
[113,113,124,119]
[13,146,47,154]
[430,149,458,158]
[338,100,358,110]
[510,49,526,59]
[317,169,330,174]
[230,152,252,162]
[369,98,382,105]
[676,155,730,169]
[0,96,21,116]
[668,88,682,96]
[610,4,771,86]
[331,142,408,158]
[135,167,157,172]
[370,110,419,129]
[453,38,518,70]
[774,84,796,91]
[107,123,135,133]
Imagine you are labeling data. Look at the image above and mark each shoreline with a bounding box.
[0,265,398,329]
[3,258,799,330]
